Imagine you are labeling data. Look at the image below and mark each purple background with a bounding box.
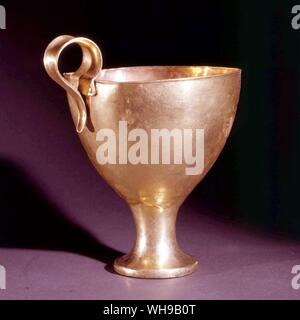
[1,202,300,299]
[0,0,300,299]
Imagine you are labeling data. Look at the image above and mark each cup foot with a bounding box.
[113,255,198,279]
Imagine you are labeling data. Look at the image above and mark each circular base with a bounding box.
[113,255,198,279]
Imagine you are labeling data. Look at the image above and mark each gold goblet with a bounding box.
[44,36,241,278]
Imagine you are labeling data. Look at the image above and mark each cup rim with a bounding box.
[95,65,241,84]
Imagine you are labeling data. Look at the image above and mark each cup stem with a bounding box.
[113,203,198,278]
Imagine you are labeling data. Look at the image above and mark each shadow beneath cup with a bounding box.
[0,158,123,267]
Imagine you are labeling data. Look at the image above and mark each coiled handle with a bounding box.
[43,35,102,132]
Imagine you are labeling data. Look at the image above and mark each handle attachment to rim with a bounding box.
[43,35,102,133]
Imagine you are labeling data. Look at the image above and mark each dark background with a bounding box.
[0,0,300,255]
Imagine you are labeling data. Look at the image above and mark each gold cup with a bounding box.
[44,36,241,278]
